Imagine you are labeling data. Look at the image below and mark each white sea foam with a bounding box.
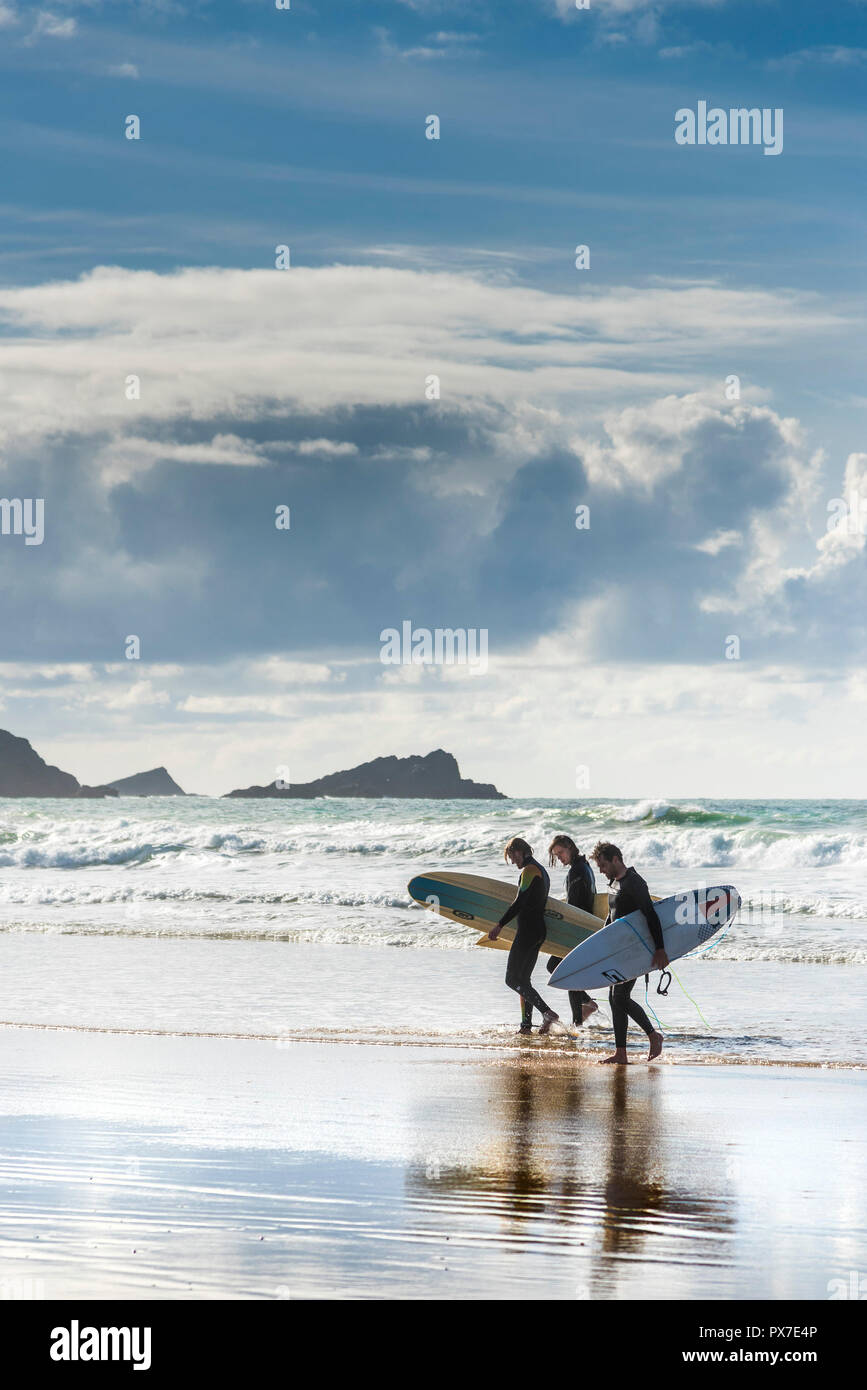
[0,797,864,968]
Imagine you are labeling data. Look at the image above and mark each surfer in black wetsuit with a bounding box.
[545,835,600,1027]
[488,837,560,1036]
[591,842,668,1064]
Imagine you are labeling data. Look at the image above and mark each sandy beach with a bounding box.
[0,799,865,1302]
[1,1021,864,1301]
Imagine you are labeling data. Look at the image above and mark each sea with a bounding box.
[0,796,865,1066]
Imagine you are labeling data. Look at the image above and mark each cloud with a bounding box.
[0,265,859,711]
[31,10,78,40]
[0,264,847,460]
[95,434,268,485]
[373,24,481,61]
[768,46,867,73]
[248,657,337,685]
[294,439,359,457]
[108,62,140,78]
[549,0,723,13]
[693,529,743,556]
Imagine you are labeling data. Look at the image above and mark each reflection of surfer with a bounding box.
[547,835,599,1028]
[591,842,668,1065]
[488,837,560,1036]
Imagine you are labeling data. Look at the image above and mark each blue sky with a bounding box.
[0,0,865,795]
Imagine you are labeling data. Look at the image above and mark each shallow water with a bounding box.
[0,938,864,1066]
[0,797,865,1065]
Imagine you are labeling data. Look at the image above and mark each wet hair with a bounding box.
[504,836,533,862]
[591,841,623,866]
[548,834,582,868]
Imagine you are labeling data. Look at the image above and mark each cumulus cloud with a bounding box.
[0,263,860,763]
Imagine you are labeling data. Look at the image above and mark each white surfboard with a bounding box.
[549,885,740,992]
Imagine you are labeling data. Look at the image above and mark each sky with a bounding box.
[0,0,865,797]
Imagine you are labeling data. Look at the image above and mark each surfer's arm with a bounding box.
[496,865,538,928]
[638,882,667,959]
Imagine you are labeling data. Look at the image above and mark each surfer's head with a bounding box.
[591,841,624,883]
[504,836,533,867]
[548,834,582,868]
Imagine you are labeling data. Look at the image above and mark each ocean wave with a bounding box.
[695,944,867,965]
[0,880,861,921]
[0,883,412,910]
[0,920,477,949]
[2,803,867,874]
[0,911,862,963]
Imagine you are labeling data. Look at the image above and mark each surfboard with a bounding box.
[407,870,604,959]
[474,889,612,952]
[548,885,741,992]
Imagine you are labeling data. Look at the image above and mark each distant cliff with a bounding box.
[224,749,506,800]
[0,729,117,798]
[109,767,186,796]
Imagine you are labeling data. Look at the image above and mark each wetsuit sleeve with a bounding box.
[637,878,664,950]
[578,862,595,914]
[498,865,544,926]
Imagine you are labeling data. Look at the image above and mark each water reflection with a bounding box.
[406,1059,735,1296]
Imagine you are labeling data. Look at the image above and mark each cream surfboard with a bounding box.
[407,870,604,959]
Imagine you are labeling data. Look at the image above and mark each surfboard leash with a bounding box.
[670,968,712,1029]
[643,978,665,1031]
[671,914,739,1030]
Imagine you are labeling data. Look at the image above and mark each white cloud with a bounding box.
[0,661,95,683]
[693,529,743,556]
[108,62,140,78]
[811,452,867,571]
[31,11,78,40]
[248,657,336,685]
[95,433,268,485]
[0,264,848,469]
[769,46,867,73]
[179,694,309,716]
[80,679,171,710]
[295,439,359,457]
[0,4,19,29]
[574,392,816,497]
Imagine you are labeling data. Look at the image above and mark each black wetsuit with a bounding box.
[498,856,553,1018]
[605,867,664,1049]
[545,856,597,1025]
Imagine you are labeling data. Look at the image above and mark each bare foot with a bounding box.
[538,1011,559,1036]
[648,1031,664,1060]
[600,1048,629,1065]
[581,1001,599,1024]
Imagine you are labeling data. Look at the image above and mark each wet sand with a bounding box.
[0,1023,864,1300]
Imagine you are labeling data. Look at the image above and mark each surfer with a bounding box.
[546,835,599,1027]
[488,837,560,1036]
[591,842,668,1064]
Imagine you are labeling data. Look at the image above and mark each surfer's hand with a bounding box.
[488,924,502,941]
[651,948,669,970]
